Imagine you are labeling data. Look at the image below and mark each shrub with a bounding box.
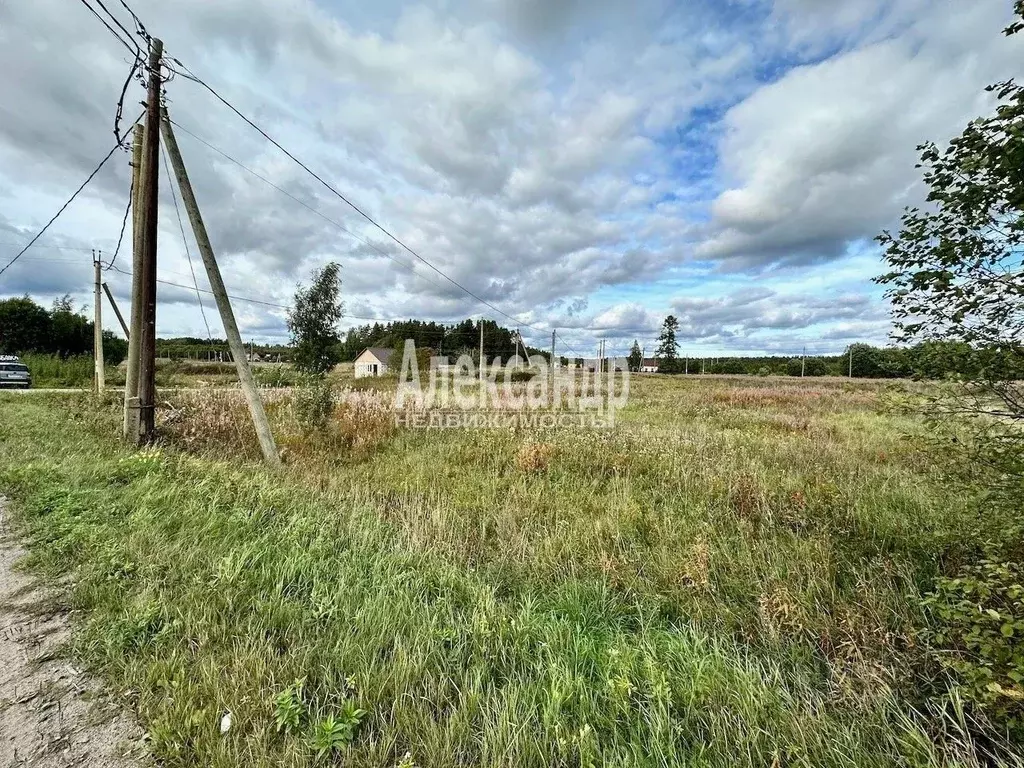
[920,559,1024,738]
[293,377,336,434]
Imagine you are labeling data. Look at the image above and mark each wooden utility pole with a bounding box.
[849,347,854,378]
[549,329,556,395]
[93,251,105,392]
[102,283,130,338]
[801,346,806,378]
[137,38,163,444]
[124,123,145,440]
[479,320,484,385]
[161,110,281,468]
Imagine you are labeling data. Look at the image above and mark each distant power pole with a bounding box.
[801,346,806,378]
[93,251,104,392]
[849,347,854,378]
[479,320,484,385]
[549,329,556,394]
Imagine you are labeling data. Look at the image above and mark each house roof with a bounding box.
[641,358,659,367]
[360,347,394,364]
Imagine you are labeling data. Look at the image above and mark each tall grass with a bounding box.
[19,353,119,387]
[0,378,1015,767]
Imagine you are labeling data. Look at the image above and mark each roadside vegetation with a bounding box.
[1,375,1019,767]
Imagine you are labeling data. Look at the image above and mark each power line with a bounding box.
[0,131,135,279]
[161,142,214,342]
[167,118,459,297]
[166,60,549,336]
[104,180,133,271]
[78,0,140,57]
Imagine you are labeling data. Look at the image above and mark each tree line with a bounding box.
[627,315,1024,379]
[0,295,128,365]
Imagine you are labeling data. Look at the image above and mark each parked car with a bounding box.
[0,355,31,388]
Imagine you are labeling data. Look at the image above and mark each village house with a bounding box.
[639,358,660,373]
[354,347,394,378]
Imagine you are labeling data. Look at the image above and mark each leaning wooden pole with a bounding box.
[137,38,163,444]
[123,123,145,440]
[160,108,282,469]
[103,283,130,338]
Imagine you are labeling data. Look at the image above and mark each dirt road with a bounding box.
[0,497,147,766]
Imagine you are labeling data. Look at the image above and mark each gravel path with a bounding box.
[0,497,148,766]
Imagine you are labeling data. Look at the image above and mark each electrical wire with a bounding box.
[78,0,140,57]
[0,122,140,279]
[160,142,214,343]
[168,118,458,297]
[166,60,549,335]
[104,180,133,271]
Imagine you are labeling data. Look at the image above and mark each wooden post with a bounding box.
[124,123,144,440]
[103,283,130,338]
[137,38,163,444]
[849,347,853,378]
[93,252,105,391]
[161,109,281,469]
[549,329,555,394]
[801,346,806,378]
[479,320,484,384]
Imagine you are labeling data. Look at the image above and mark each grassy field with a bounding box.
[0,375,1013,767]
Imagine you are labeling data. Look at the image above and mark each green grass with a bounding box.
[0,377,1011,767]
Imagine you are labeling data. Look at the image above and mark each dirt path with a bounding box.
[0,497,148,766]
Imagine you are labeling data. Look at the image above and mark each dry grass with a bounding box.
[0,374,1010,767]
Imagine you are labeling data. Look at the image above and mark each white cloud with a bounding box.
[0,0,1020,354]
[699,0,1020,269]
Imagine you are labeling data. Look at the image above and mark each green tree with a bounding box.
[655,316,680,373]
[288,263,343,376]
[49,295,92,358]
[627,340,643,372]
[0,295,51,354]
[875,7,1024,735]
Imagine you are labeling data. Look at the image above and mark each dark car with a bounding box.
[0,356,31,389]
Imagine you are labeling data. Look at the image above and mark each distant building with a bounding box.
[354,347,394,378]
[639,358,659,373]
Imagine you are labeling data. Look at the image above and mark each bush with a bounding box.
[920,559,1024,738]
[293,377,336,434]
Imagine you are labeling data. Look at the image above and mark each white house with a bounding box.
[639,358,660,373]
[354,347,394,378]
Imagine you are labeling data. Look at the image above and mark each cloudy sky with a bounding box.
[0,0,1019,358]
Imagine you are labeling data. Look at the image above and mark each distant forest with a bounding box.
[3,295,1017,379]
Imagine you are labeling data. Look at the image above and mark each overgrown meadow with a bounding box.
[0,374,1018,767]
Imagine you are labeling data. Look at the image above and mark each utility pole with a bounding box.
[849,346,853,378]
[93,251,104,392]
[549,329,556,395]
[137,37,163,444]
[161,109,281,469]
[479,320,485,385]
[102,284,129,338]
[124,123,144,440]
[801,346,806,378]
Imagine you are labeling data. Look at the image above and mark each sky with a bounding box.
[0,0,1020,359]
